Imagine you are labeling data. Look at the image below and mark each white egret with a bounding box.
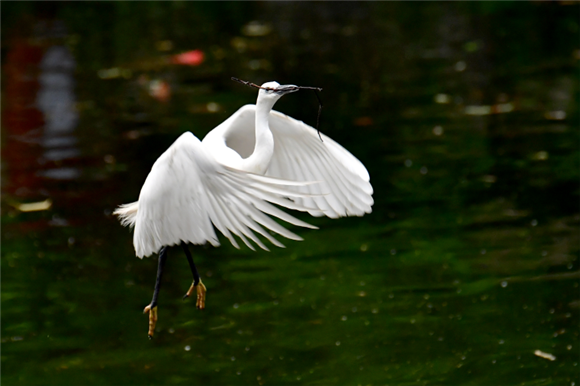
[114,80,373,338]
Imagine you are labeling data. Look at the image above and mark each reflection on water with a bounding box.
[2,2,579,385]
[37,43,80,180]
[4,19,81,206]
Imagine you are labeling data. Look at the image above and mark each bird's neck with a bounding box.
[242,101,275,174]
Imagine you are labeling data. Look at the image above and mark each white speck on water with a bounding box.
[233,303,239,309]
[534,350,556,361]
[372,308,378,314]
[207,102,219,112]
[434,93,451,104]
[455,61,466,71]
[420,166,428,175]
[341,315,348,321]
[184,345,191,351]
[405,159,413,167]
[433,125,444,136]
[531,219,538,226]
[499,340,504,345]
[539,110,566,120]
[336,341,341,346]
[501,281,508,288]
[231,356,236,361]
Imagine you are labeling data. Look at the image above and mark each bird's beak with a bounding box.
[275,85,299,95]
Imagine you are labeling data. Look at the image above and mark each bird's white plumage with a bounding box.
[119,132,324,257]
[116,81,373,258]
[203,105,374,218]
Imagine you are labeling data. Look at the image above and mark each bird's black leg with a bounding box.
[143,246,168,339]
[182,242,200,286]
[181,242,206,310]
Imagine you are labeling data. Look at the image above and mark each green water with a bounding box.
[2,2,579,385]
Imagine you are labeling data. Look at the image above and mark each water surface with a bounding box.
[2,2,579,385]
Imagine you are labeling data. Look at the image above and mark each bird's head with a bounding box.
[257,81,299,105]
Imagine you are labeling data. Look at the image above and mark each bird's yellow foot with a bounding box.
[143,304,158,339]
[183,280,207,310]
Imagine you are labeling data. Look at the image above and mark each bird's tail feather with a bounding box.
[114,202,139,228]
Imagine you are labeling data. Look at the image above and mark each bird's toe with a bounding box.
[143,304,158,338]
[196,281,207,310]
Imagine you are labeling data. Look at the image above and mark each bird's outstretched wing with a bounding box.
[115,132,319,258]
[206,105,374,218]
[267,109,373,218]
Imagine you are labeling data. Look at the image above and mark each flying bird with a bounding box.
[115,80,373,338]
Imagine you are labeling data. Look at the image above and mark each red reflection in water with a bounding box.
[2,37,45,199]
[170,49,204,66]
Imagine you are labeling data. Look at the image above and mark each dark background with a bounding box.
[2,2,579,385]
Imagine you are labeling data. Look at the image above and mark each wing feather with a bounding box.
[215,193,261,251]
[304,139,370,215]
[296,140,345,216]
[205,191,240,249]
[282,142,327,215]
[251,200,318,230]
[266,109,374,218]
